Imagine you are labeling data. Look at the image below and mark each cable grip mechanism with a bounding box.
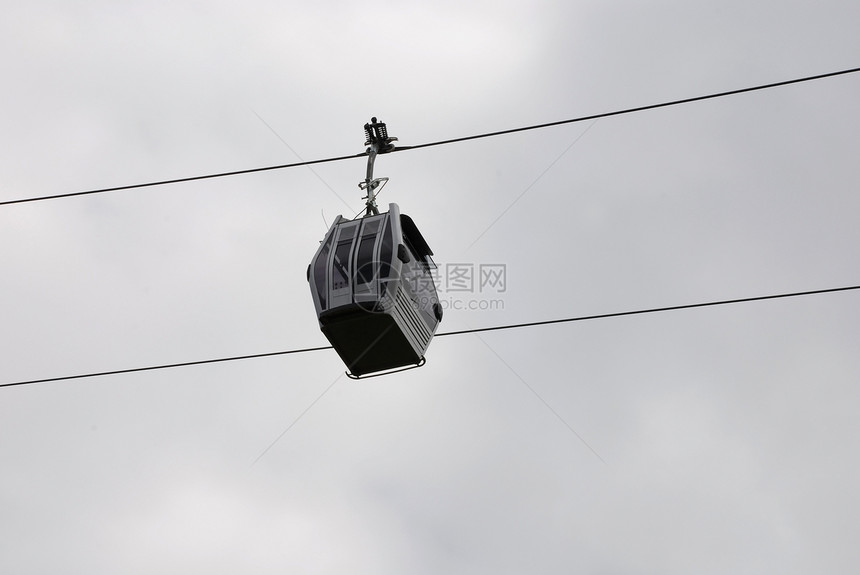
[360,117,397,216]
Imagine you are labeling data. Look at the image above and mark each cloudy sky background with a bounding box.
[2,0,859,572]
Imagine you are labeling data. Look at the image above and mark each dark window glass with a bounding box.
[313,233,333,309]
[378,216,393,279]
[331,225,357,290]
[355,235,377,285]
[362,219,381,236]
[332,240,352,289]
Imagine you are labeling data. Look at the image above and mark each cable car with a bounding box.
[307,119,442,378]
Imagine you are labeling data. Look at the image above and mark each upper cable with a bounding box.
[2,66,859,208]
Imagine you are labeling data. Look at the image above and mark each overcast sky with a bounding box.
[2,1,860,573]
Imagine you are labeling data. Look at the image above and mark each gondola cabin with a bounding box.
[308,203,443,377]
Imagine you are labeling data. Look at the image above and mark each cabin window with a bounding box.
[313,233,334,308]
[378,216,393,279]
[355,236,377,284]
[355,219,380,285]
[331,226,357,290]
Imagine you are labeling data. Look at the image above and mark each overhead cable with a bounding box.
[2,284,857,389]
[434,285,860,336]
[0,154,365,207]
[2,66,858,207]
